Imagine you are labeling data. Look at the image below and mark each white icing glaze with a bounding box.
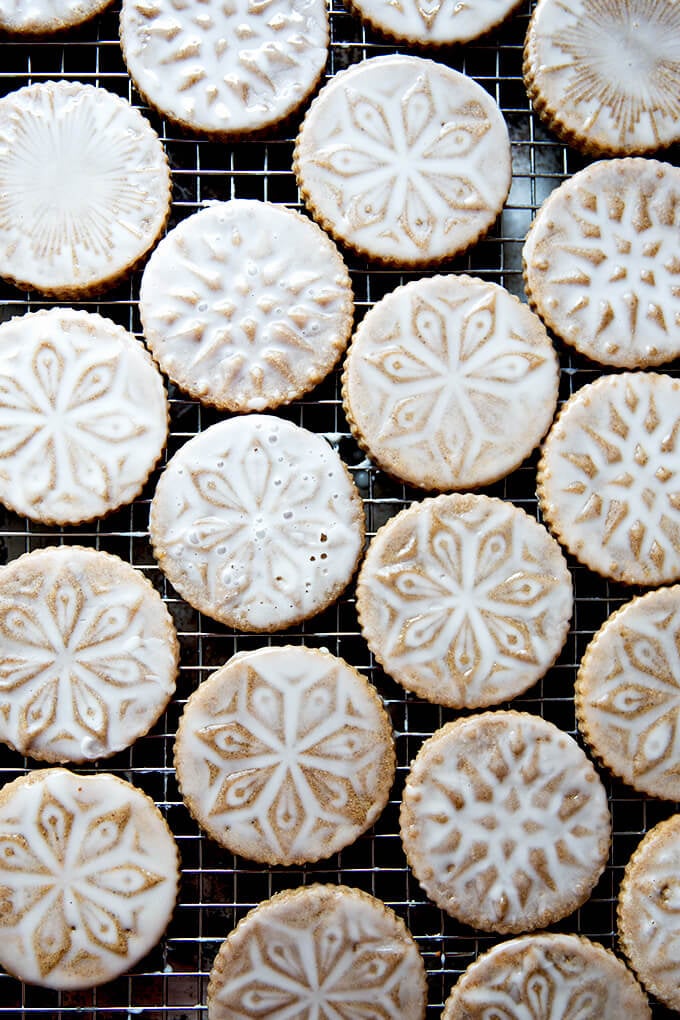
[120,0,328,135]
[350,0,521,45]
[0,0,110,31]
[0,769,178,989]
[140,200,353,412]
[0,309,168,524]
[149,415,364,631]
[0,82,170,297]
[357,494,572,709]
[294,54,512,265]
[343,274,559,489]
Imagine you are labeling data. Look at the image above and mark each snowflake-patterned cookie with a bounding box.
[0,81,170,298]
[207,884,428,1019]
[0,0,111,31]
[400,711,611,933]
[346,0,522,45]
[524,159,680,368]
[0,768,179,989]
[140,200,353,412]
[120,0,328,136]
[342,275,559,490]
[149,415,364,631]
[175,645,394,864]
[294,54,512,265]
[356,494,572,709]
[537,373,680,586]
[524,0,680,155]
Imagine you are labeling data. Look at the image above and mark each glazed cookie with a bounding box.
[537,373,680,586]
[356,494,572,709]
[0,309,168,525]
[0,81,170,298]
[524,0,680,155]
[149,415,364,631]
[207,884,427,1019]
[0,768,179,989]
[294,54,512,266]
[347,0,522,46]
[0,0,111,31]
[400,711,611,933]
[140,200,353,412]
[120,0,328,136]
[524,159,680,368]
[175,645,394,864]
[342,275,559,490]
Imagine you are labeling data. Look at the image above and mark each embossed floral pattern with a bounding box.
[350,0,521,45]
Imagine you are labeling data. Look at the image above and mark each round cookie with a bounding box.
[523,0,680,156]
[442,932,651,1018]
[140,200,353,412]
[537,372,680,586]
[342,275,559,490]
[149,415,365,632]
[0,81,170,298]
[346,0,523,46]
[400,711,612,933]
[356,494,572,709]
[0,308,168,525]
[524,159,680,368]
[175,645,395,865]
[294,54,512,266]
[120,0,328,137]
[0,0,112,32]
[207,884,427,1019]
[0,546,178,763]
[0,768,179,989]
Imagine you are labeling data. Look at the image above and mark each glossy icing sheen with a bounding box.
[349,0,522,44]
[0,0,110,31]
[149,415,364,631]
[140,200,353,412]
[0,309,168,524]
[0,769,178,989]
[357,494,572,709]
[120,0,328,134]
[400,712,611,932]
[0,81,170,296]
[294,54,511,264]
[524,159,680,367]
[343,275,559,489]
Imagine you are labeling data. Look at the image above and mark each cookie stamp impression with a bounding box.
[347,0,523,46]
[0,0,112,32]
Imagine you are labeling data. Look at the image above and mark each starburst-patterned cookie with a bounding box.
[537,373,680,586]
[524,0,680,155]
[346,0,523,46]
[0,768,179,989]
[294,54,512,266]
[0,0,112,32]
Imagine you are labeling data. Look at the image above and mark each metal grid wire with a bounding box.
[0,1,679,1016]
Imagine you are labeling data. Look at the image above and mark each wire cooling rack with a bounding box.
[0,1,679,1016]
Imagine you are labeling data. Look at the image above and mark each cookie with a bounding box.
[537,372,680,586]
[441,933,651,1018]
[0,308,168,525]
[524,159,680,368]
[294,54,512,266]
[207,884,427,1019]
[0,0,111,32]
[523,0,680,156]
[342,274,559,490]
[0,81,170,298]
[140,200,353,412]
[149,415,365,632]
[346,0,522,46]
[0,768,179,989]
[400,711,611,933]
[120,0,328,137]
[0,546,178,763]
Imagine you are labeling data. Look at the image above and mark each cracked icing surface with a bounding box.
[400,712,611,933]
[175,646,394,864]
[356,494,572,709]
[0,0,111,31]
[0,546,178,764]
[0,81,170,298]
[348,0,522,45]
[120,0,328,135]
[140,200,353,412]
[0,769,178,990]
[294,54,511,265]
[538,373,680,585]
[149,415,364,631]
[524,159,680,367]
[342,275,559,489]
